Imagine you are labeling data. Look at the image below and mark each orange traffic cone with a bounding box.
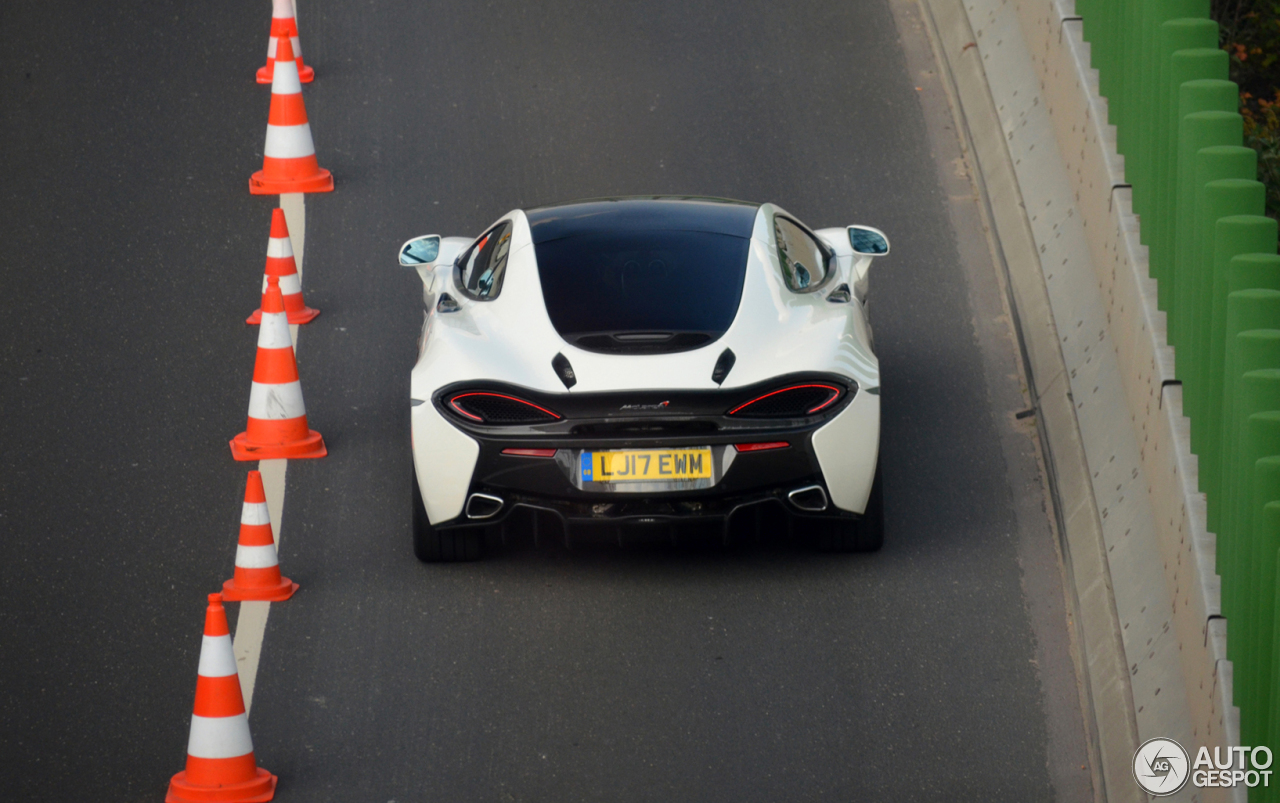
[256,0,314,84]
[247,208,318,325]
[167,593,277,803]
[230,277,327,460]
[249,35,333,195]
[222,471,298,602]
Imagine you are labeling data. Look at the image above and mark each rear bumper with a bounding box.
[412,387,879,527]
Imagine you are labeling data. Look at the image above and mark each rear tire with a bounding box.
[412,464,484,562]
[816,466,884,553]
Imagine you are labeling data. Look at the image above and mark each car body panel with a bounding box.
[404,199,883,525]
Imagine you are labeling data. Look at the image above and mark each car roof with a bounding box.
[524,196,760,244]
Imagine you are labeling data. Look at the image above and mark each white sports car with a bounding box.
[396,197,888,561]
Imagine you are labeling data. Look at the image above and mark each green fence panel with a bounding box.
[1184,179,1264,435]
[1149,20,1220,277]
[1242,457,1280,747]
[1228,390,1280,624]
[1203,218,1279,528]
[1170,107,1241,341]
[1217,296,1280,612]
[1132,2,1209,221]
[1119,0,1148,154]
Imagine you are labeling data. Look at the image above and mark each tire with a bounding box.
[412,464,484,562]
[816,466,884,553]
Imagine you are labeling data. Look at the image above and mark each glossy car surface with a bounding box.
[397,197,888,560]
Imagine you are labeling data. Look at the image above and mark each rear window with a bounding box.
[534,231,750,353]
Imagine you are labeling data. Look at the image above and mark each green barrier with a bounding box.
[1131,2,1210,221]
[1227,384,1280,625]
[1202,218,1279,527]
[1091,0,1116,103]
[1170,107,1241,343]
[1241,457,1280,747]
[1244,496,1280,749]
[1268,543,1280,774]
[1217,296,1280,614]
[1148,21,1220,277]
[1184,178,1264,436]
[1210,257,1280,536]
[1113,0,1133,149]
[1152,73,1228,293]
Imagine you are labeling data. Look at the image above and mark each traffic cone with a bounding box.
[167,593,277,803]
[249,35,333,195]
[247,208,319,325]
[222,471,298,602]
[230,276,327,460]
[256,0,314,84]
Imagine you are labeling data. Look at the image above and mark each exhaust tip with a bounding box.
[465,493,504,520]
[787,484,828,512]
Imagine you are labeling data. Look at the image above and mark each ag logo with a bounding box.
[1133,737,1190,796]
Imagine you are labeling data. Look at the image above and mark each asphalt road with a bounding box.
[0,1,1092,800]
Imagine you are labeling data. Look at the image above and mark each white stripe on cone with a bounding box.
[273,0,296,20]
[234,544,281,570]
[241,501,271,526]
[247,381,307,420]
[261,272,303,295]
[266,236,293,258]
[197,634,238,677]
[265,35,302,60]
[187,713,255,759]
[263,124,317,159]
[257,312,293,349]
[270,58,303,94]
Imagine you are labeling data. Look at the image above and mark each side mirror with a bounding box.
[398,235,441,266]
[847,226,889,256]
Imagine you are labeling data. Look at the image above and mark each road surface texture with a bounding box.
[0,0,1094,800]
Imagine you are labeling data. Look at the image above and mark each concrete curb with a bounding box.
[918,0,1241,800]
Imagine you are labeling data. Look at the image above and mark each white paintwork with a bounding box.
[815,225,883,304]
[411,399,480,523]
[263,123,315,159]
[234,544,280,569]
[187,713,254,759]
[811,390,880,513]
[247,381,306,419]
[197,634,238,677]
[407,203,881,524]
[241,501,270,526]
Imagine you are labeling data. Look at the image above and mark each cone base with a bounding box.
[167,767,277,803]
[222,576,298,602]
[230,429,327,461]
[249,169,333,195]
[257,63,314,84]
[247,306,320,325]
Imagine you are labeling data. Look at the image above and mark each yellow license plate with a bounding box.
[580,448,712,482]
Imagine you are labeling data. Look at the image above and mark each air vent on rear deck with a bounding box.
[572,332,713,355]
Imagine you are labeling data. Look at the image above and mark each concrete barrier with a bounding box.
[918,0,1241,800]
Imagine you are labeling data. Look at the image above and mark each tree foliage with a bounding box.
[1212,0,1280,220]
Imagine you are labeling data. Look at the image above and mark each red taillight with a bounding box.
[727,384,843,417]
[447,392,562,424]
[734,442,790,452]
[501,448,558,458]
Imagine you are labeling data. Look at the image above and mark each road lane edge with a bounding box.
[232,193,305,715]
[916,1,1142,800]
